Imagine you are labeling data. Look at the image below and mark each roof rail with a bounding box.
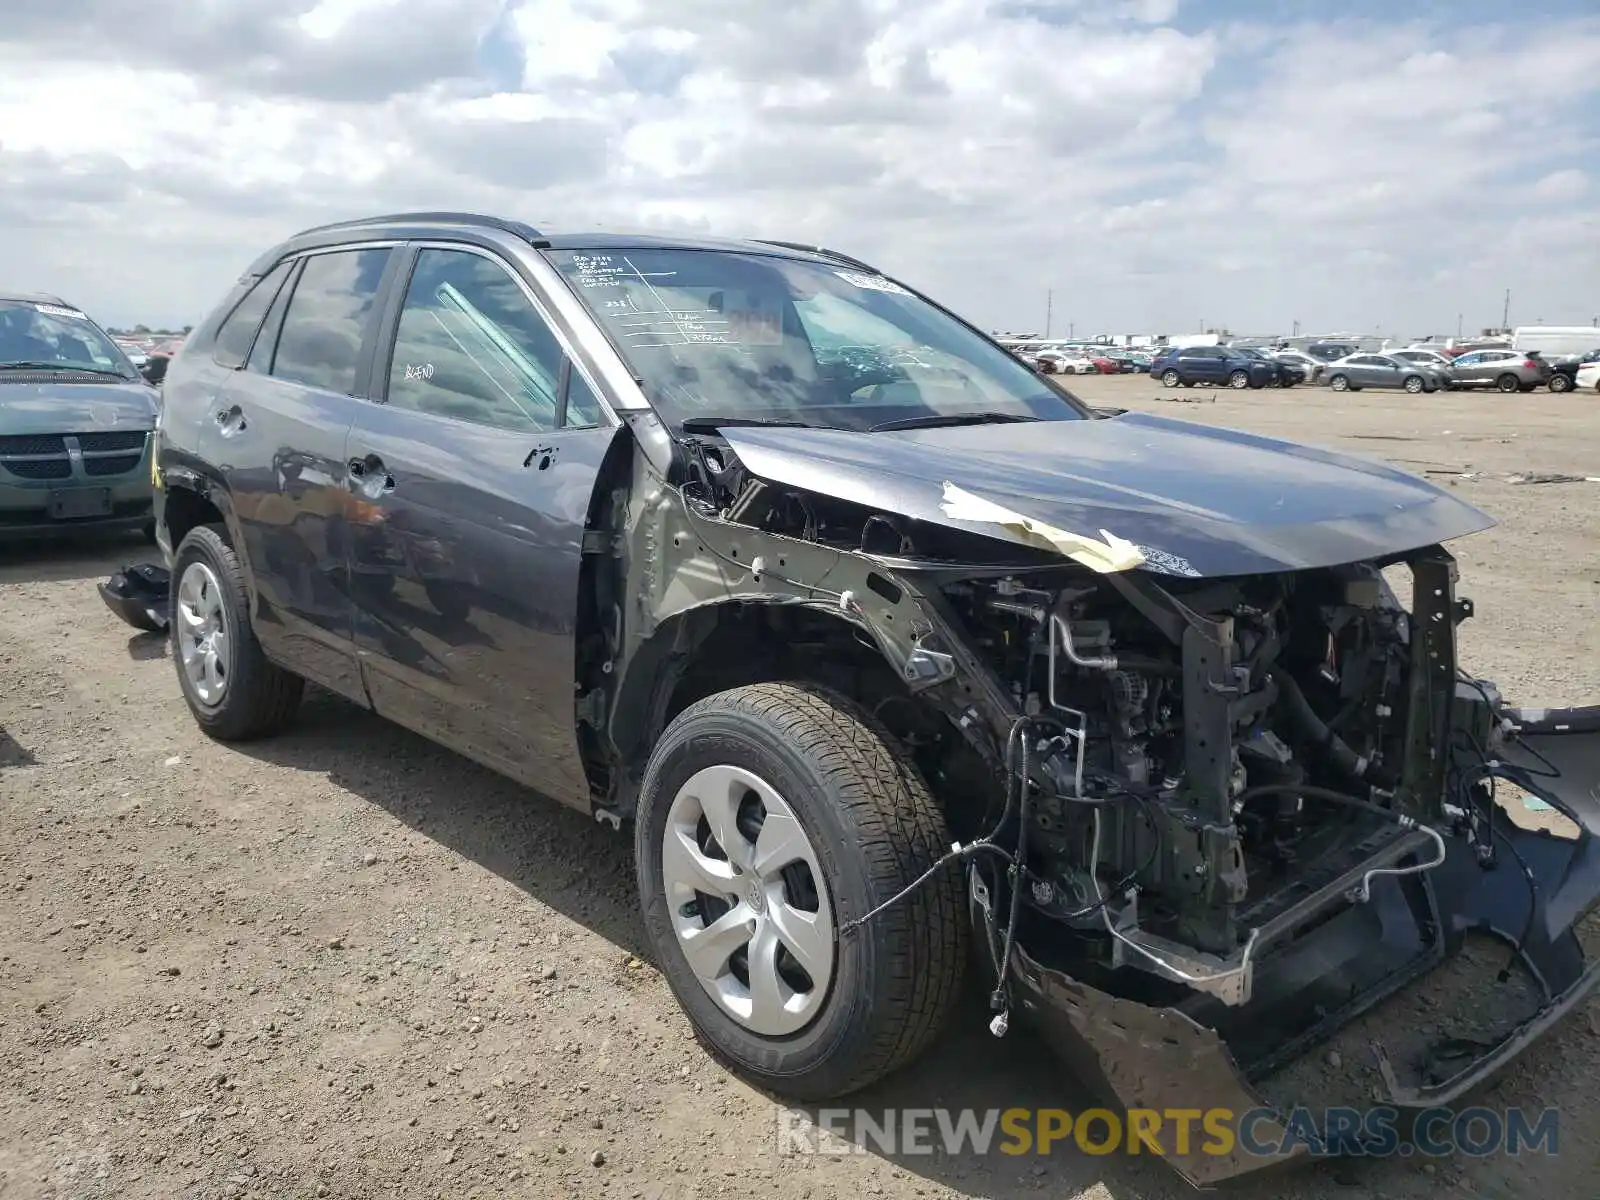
[294,211,548,245]
[752,240,879,274]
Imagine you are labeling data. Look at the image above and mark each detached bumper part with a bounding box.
[98,562,170,633]
[978,696,1600,1185]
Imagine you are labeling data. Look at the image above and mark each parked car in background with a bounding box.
[1235,348,1303,387]
[1544,347,1600,393]
[1574,361,1600,393]
[1037,350,1098,375]
[0,291,159,539]
[1269,349,1325,384]
[1151,345,1275,389]
[1321,353,1449,394]
[1305,341,1359,363]
[1088,355,1120,375]
[1448,348,1550,393]
[1391,348,1455,372]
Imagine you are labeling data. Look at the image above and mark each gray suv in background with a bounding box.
[1448,348,1550,393]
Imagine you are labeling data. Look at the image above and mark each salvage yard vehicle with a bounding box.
[1150,344,1275,389]
[1447,348,1551,393]
[1321,352,1450,394]
[0,291,159,539]
[114,212,1600,1185]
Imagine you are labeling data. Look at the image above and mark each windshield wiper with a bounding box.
[680,416,824,433]
[0,361,134,379]
[868,411,1041,432]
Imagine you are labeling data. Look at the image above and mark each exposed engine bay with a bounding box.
[598,417,1600,1183]
[671,427,1456,1005]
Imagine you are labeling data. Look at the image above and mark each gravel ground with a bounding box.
[2,375,1598,1200]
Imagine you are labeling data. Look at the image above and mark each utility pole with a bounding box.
[1045,289,1053,338]
[1068,321,1075,339]
[1457,313,1463,340]
[1502,288,1510,332]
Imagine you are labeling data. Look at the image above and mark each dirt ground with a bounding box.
[2,374,1598,1200]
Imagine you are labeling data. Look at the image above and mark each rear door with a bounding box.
[208,244,399,702]
[344,243,621,806]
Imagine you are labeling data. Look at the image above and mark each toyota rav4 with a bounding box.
[125,212,1600,1184]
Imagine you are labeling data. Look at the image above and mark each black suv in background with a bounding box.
[1149,344,1277,388]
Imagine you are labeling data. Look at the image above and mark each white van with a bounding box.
[1512,326,1600,358]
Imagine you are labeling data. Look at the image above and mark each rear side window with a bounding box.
[213,261,294,369]
[272,248,392,394]
[246,260,298,374]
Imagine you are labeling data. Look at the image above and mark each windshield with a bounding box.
[546,248,1086,431]
[0,299,137,378]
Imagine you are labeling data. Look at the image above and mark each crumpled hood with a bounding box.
[718,411,1497,577]
[0,380,159,435]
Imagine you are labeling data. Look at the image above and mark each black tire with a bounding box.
[1549,373,1573,393]
[141,518,157,543]
[169,523,303,740]
[1403,375,1424,394]
[1328,374,1350,392]
[635,682,966,1100]
[1496,373,1520,393]
[1161,369,1181,387]
[1228,370,1250,389]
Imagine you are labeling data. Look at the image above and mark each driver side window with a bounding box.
[386,248,563,433]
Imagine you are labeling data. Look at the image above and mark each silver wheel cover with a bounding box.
[662,764,836,1036]
[176,561,229,707]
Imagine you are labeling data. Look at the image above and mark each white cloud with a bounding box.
[0,1,1596,336]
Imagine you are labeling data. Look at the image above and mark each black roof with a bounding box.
[254,211,879,276]
[0,290,72,307]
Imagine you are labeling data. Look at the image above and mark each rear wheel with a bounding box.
[1403,375,1425,394]
[1496,373,1520,393]
[170,524,304,740]
[635,682,966,1100]
[1161,369,1180,387]
[1549,373,1573,393]
[1328,374,1350,392]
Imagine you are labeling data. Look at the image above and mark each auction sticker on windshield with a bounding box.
[34,303,87,320]
[834,270,912,296]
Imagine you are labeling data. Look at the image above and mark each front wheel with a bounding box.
[1328,374,1350,392]
[1403,375,1425,394]
[1228,370,1250,389]
[635,683,966,1100]
[1496,373,1520,394]
[1161,369,1181,387]
[1549,373,1573,393]
[170,524,304,740]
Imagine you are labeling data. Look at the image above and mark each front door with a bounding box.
[205,246,397,702]
[345,244,619,806]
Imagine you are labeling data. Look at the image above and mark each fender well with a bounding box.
[604,600,907,817]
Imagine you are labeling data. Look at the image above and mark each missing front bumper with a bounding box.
[981,701,1600,1186]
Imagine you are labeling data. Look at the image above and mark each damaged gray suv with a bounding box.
[130,212,1600,1183]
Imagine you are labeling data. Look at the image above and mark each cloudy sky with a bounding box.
[1,0,1596,338]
